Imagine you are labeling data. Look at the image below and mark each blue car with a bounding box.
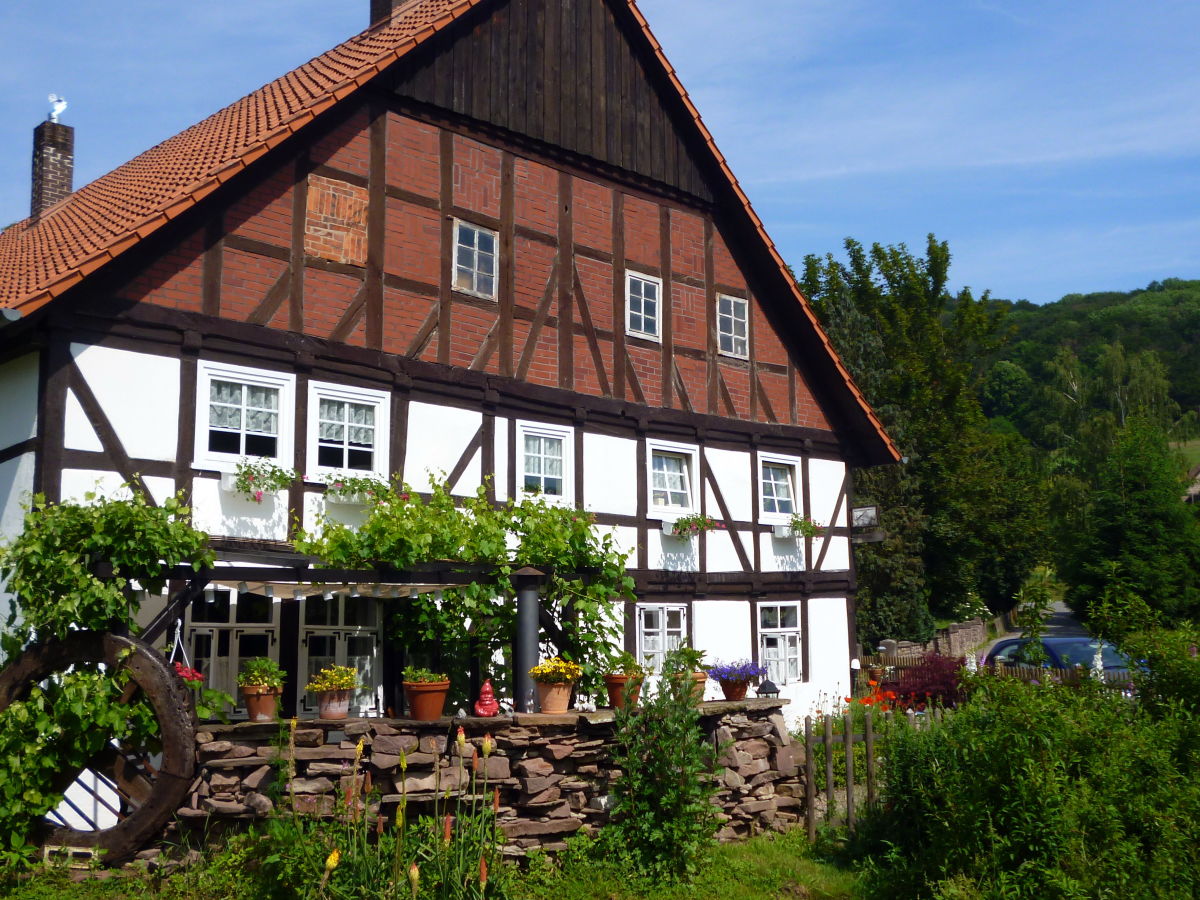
[985,637,1130,676]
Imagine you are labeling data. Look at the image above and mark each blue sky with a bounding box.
[2,0,1198,304]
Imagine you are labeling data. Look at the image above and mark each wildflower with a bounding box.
[443,814,453,843]
[456,726,467,754]
[867,680,878,687]
[376,813,385,836]
[399,748,407,773]
[481,733,494,758]
[493,787,500,814]
[408,863,420,898]
[254,489,264,503]
[479,855,489,887]
[354,737,365,765]
[843,696,852,703]
[325,848,340,872]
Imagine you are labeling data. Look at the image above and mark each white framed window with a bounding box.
[647,440,699,515]
[195,361,295,471]
[625,271,662,341]
[760,459,798,518]
[185,586,281,718]
[453,220,498,299]
[299,591,383,717]
[759,601,803,684]
[307,381,391,479]
[637,603,688,671]
[718,294,749,358]
[516,421,574,503]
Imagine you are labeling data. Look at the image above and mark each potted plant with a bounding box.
[402,665,451,720]
[664,644,708,702]
[304,664,359,720]
[528,657,583,714]
[663,512,725,538]
[222,458,298,504]
[705,659,768,702]
[237,657,286,721]
[603,651,647,710]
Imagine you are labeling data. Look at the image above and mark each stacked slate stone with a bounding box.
[174,699,803,856]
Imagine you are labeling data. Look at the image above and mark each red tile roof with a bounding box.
[0,0,898,462]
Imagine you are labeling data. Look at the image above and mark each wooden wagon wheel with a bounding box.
[0,631,196,865]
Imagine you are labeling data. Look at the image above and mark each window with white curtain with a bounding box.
[196,361,294,468]
[637,604,688,671]
[307,381,391,479]
[759,602,803,684]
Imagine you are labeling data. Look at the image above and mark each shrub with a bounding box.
[854,673,1200,899]
[896,651,964,706]
[603,647,719,882]
[1122,624,1200,716]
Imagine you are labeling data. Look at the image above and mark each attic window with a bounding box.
[626,272,661,341]
[453,220,497,299]
[718,294,749,358]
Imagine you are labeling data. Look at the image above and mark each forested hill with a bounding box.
[994,278,1200,411]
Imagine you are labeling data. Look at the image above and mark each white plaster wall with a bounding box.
[581,433,637,516]
[404,402,481,495]
[759,533,805,573]
[0,454,35,540]
[704,448,751,522]
[493,417,509,501]
[301,491,371,537]
[776,595,851,729]
[71,344,180,462]
[60,470,175,507]
[649,530,698,572]
[692,600,752,701]
[189,477,289,542]
[815,536,851,572]
[808,458,845,527]
[612,526,639,562]
[0,354,38,451]
[705,528,745,572]
[64,388,103,452]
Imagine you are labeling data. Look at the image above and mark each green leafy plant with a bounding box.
[322,473,389,501]
[175,661,235,720]
[402,665,448,683]
[663,644,706,674]
[304,664,359,693]
[236,657,286,689]
[604,646,719,882]
[608,651,647,677]
[788,514,823,538]
[669,513,724,537]
[231,458,297,503]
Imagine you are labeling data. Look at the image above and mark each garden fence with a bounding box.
[802,706,948,839]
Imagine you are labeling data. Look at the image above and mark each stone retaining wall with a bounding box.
[884,613,1008,659]
[175,699,802,854]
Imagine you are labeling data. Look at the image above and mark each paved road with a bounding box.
[983,600,1089,659]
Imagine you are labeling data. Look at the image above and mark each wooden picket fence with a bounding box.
[802,706,949,839]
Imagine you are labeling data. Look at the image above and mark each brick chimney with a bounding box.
[370,0,401,26]
[31,119,74,217]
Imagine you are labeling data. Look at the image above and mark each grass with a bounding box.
[1175,437,1200,470]
[4,829,860,900]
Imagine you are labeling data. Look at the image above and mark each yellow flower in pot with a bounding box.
[528,657,583,714]
[304,664,360,720]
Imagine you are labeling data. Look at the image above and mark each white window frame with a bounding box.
[758,453,801,522]
[306,381,392,480]
[636,603,689,672]
[717,294,749,359]
[184,586,281,719]
[195,360,295,473]
[299,591,384,717]
[515,420,574,505]
[647,439,699,517]
[759,600,803,685]
[625,271,662,342]
[453,219,498,300]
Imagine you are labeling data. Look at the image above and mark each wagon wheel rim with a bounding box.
[0,631,196,865]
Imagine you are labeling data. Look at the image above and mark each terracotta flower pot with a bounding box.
[689,671,708,703]
[404,680,451,720]
[536,681,573,714]
[719,679,749,702]
[316,689,351,720]
[603,673,642,710]
[241,684,281,722]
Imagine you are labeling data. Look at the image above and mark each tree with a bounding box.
[1059,419,1200,629]
[801,236,1046,642]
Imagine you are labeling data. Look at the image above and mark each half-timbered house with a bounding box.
[0,0,897,724]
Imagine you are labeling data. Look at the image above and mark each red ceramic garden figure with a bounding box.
[474,678,500,717]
